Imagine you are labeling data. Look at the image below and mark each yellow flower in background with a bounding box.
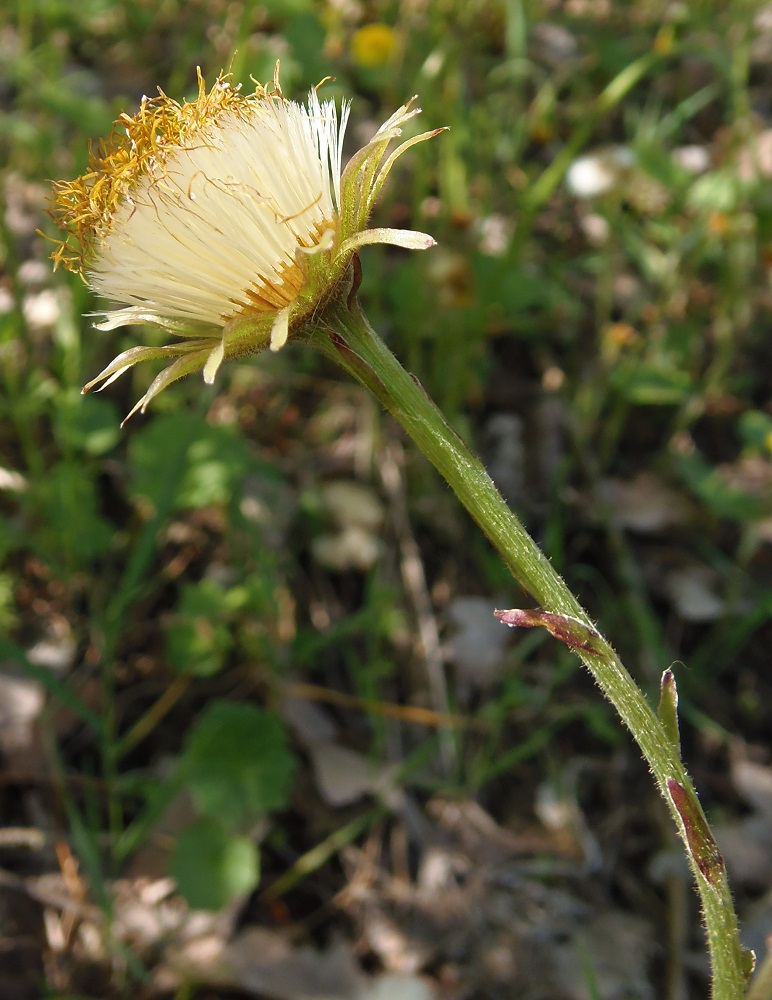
[350,23,397,69]
[49,65,442,421]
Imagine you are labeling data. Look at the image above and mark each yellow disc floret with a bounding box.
[49,69,277,273]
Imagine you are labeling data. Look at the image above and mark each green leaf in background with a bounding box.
[166,580,234,677]
[55,390,121,456]
[676,450,764,523]
[473,256,575,333]
[0,572,15,632]
[610,361,693,405]
[169,818,259,910]
[738,410,772,453]
[180,702,296,827]
[128,412,252,510]
[26,460,113,568]
[686,170,740,215]
[282,11,330,86]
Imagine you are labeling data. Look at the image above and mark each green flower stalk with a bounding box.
[49,68,752,999]
[309,288,750,1000]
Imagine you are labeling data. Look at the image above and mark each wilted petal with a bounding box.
[93,307,218,336]
[269,307,290,352]
[203,339,226,384]
[338,228,437,257]
[121,352,212,425]
[82,342,210,393]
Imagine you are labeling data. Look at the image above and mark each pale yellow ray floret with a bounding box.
[47,65,445,421]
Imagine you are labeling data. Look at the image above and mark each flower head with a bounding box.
[49,65,443,421]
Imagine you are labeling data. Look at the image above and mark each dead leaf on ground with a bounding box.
[596,472,691,533]
[714,758,772,888]
[446,596,510,691]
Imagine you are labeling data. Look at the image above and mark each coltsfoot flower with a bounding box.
[49,65,443,421]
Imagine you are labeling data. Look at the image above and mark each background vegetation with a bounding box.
[1,0,771,997]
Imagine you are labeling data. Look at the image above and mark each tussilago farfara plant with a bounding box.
[49,65,440,420]
[47,65,753,1000]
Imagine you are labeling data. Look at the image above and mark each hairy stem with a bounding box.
[309,290,747,1000]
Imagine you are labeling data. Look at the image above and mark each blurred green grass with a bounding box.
[1,0,772,992]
